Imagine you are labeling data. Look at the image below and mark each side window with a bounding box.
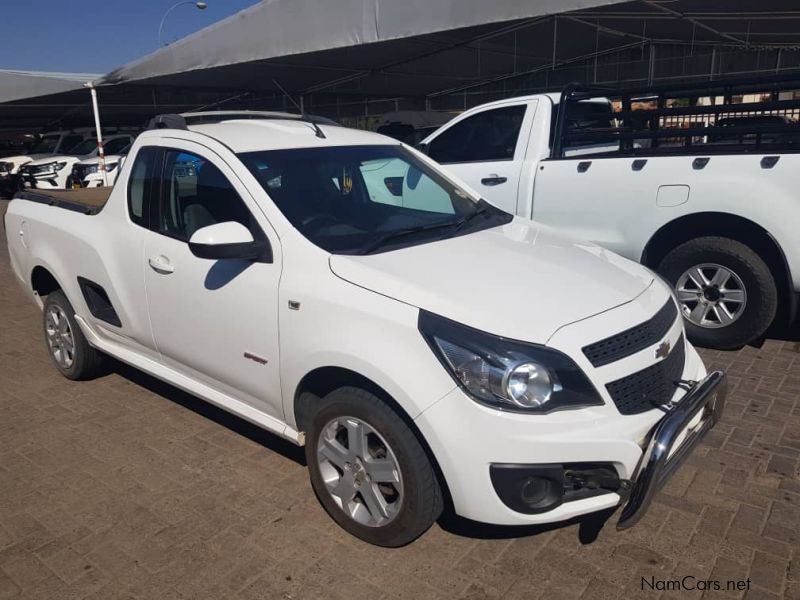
[427,105,526,164]
[127,147,160,228]
[550,101,620,157]
[155,149,255,242]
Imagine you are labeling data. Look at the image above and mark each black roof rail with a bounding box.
[147,114,188,130]
[146,110,337,133]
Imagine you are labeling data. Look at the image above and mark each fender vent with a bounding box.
[582,300,677,367]
[77,277,121,327]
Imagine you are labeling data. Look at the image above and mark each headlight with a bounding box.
[35,161,67,174]
[419,311,603,413]
[106,162,117,172]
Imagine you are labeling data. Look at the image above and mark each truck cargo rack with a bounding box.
[551,74,800,159]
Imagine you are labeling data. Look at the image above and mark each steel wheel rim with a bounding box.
[675,263,747,329]
[45,305,75,368]
[317,416,404,528]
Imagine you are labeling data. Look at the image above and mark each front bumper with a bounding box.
[415,343,723,527]
[617,370,726,528]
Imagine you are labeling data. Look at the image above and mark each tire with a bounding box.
[305,386,442,547]
[657,236,777,350]
[43,290,106,380]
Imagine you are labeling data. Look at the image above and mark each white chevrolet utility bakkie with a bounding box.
[422,76,800,351]
[5,111,726,547]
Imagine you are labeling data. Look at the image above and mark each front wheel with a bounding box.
[305,387,443,547]
[657,236,777,349]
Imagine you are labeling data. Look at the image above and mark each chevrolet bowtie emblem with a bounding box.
[655,340,671,360]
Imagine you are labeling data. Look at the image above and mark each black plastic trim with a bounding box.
[188,239,271,262]
[77,277,121,327]
[490,462,622,515]
[583,299,677,368]
[15,191,100,215]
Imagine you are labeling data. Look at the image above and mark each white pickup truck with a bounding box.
[21,134,134,190]
[0,130,94,183]
[5,111,725,547]
[421,78,800,350]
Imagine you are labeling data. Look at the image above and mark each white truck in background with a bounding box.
[21,134,134,190]
[0,130,93,183]
[70,139,133,188]
[421,76,800,349]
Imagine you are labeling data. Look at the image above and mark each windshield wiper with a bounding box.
[358,219,462,255]
[453,200,490,233]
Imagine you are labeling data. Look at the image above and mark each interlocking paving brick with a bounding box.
[1,200,798,599]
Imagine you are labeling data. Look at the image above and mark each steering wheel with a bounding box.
[301,214,339,231]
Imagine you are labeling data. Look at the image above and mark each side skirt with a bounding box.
[74,314,303,446]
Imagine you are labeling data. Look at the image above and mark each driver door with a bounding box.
[143,141,284,420]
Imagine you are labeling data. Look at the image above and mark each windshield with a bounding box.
[30,135,61,154]
[239,144,511,254]
[105,137,131,155]
[68,138,99,155]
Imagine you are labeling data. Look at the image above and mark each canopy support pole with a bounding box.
[85,82,107,186]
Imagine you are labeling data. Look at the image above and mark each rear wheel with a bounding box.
[657,236,777,349]
[305,386,442,547]
[43,290,106,380]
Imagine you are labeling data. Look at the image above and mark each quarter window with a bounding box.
[127,147,160,228]
[427,105,526,164]
[155,149,255,242]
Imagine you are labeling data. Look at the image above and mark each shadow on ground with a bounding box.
[108,358,617,545]
[108,358,307,466]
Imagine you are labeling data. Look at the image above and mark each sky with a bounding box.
[0,0,259,74]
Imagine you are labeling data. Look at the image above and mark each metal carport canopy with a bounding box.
[0,70,97,104]
[97,0,628,97]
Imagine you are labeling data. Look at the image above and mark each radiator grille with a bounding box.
[583,300,678,367]
[606,335,686,415]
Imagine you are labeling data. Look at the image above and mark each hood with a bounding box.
[329,218,653,343]
[27,155,80,166]
[77,154,122,166]
[1,154,48,165]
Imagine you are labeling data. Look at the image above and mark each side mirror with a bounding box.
[188,221,267,261]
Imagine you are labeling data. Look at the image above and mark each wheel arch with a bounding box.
[641,211,796,326]
[293,366,454,512]
[30,264,63,302]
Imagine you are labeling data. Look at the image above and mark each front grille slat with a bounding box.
[605,335,686,415]
[583,299,677,367]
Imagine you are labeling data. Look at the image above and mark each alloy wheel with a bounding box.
[316,416,404,527]
[675,263,747,329]
[45,305,75,368]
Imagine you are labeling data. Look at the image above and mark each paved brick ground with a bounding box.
[0,200,798,600]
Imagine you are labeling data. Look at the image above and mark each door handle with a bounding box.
[148,255,175,274]
[481,175,507,186]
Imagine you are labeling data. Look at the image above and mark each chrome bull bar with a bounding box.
[617,370,727,529]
